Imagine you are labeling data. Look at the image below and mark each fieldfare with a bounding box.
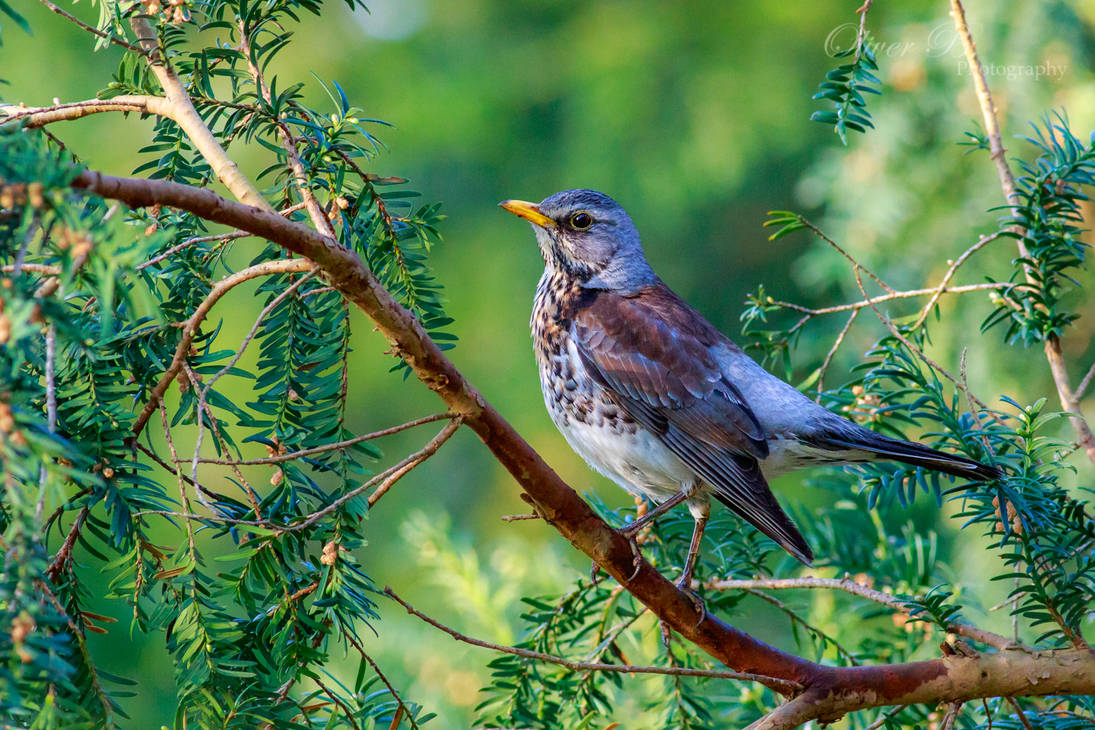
[501,189,1001,592]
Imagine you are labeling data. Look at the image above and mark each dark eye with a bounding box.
[570,212,594,230]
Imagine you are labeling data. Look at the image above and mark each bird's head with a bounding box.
[500,189,656,291]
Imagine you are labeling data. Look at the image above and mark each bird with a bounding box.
[500,189,1002,595]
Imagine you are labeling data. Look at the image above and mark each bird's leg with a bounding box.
[615,488,692,582]
[617,489,688,538]
[676,505,709,625]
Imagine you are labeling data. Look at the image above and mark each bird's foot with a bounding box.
[589,561,603,585]
[675,576,708,628]
[616,519,646,540]
[613,528,645,581]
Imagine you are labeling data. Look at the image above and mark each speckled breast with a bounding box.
[529,270,690,502]
[530,270,636,435]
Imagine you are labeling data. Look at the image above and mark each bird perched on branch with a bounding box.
[501,189,1002,596]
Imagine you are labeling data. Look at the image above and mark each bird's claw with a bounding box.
[589,561,602,585]
[613,528,645,581]
[676,578,708,628]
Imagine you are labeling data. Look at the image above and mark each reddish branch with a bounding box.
[71,169,1095,723]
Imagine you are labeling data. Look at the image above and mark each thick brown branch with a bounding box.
[1,96,169,127]
[72,169,1095,721]
[748,648,1095,730]
[71,167,819,688]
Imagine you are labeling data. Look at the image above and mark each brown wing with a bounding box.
[572,283,813,564]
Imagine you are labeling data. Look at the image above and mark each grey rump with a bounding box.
[501,189,1001,585]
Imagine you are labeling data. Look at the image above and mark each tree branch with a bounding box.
[949,0,1095,465]
[704,576,1017,651]
[36,0,147,56]
[130,257,313,437]
[383,586,801,692]
[186,412,454,466]
[238,18,336,238]
[71,169,1095,724]
[1,96,170,127]
[128,15,271,211]
[284,416,462,531]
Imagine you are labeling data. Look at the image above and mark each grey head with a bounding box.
[500,189,657,292]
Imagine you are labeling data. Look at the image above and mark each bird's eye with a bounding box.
[569,212,594,230]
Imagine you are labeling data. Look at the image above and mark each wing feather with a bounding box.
[572,284,813,564]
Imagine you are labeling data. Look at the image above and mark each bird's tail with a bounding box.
[817,426,1002,481]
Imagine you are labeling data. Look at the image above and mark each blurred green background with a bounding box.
[3,0,1095,726]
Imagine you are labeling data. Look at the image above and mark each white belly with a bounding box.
[552,410,694,504]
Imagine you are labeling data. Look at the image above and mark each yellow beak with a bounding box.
[499,199,555,228]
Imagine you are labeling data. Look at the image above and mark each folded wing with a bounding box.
[572,283,813,564]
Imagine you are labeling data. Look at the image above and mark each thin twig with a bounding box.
[35,324,57,523]
[187,412,454,466]
[137,230,249,271]
[1,263,61,275]
[281,418,462,533]
[136,203,306,271]
[852,266,992,413]
[940,701,963,730]
[312,676,361,730]
[816,308,858,400]
[159,404,196,554]
[134,441,224,505]
[188,264,318,515]
[343,631,421,730]
[1077,360,1095,400]
[912,232,1005,328]
[949,0,1095,466]
[739,588,859,665]
[384,586,803,693]
[865,706,907,730]
[703,576,1017,651]
[853,0,875,62]
[130,509,265,527]
[775,282,1008,318]
[182,363,259,516]
[500,513,541,522]
[794,215,896,295]
[1005,698,1035,730]
[131,258,313,437]
[239,19,335,238]
[37,0,147,55]
[36,580,115,722]
[45,507,88,584]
